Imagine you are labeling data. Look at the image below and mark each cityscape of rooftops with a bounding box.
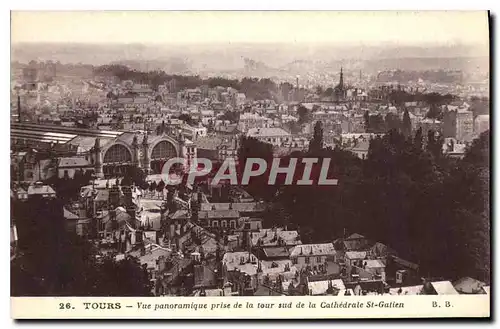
[10,11,490,298]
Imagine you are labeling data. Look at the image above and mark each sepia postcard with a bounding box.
[10,10,490,319]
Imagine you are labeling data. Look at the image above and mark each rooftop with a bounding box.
[389,285,423,295]
[58,157,91,168]
[308,279,346,296]
[200,202,266,213]
[198,209,240,219]
[345,251,367,260]
[251,229,301,247]
[430,281,459,295]
[27,183,56,196]
[247,127,291,138]
[289,243,336,257]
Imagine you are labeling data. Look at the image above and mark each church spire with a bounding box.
[339,67,344,90]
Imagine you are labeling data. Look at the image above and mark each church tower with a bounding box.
[339,67,344,90]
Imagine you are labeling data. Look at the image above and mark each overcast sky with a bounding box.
[11,11,489,46]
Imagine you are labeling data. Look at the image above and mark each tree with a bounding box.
[426,130,443,159]
[149,181,157,193]
[426,105,443,120]
[178,114,197,126]
[385,113,401,132]
[238,136,275,201]
[364,111,370,133]
[309,121,324,154]
[402,109,412,138]
[370,114,386,133]
[413,127,423,151]
[11,232,153,296]
[324,87,334,97]
[129,167,146,187]
[219,111,240,124]
[297,106,311,124]
[157,180,166,197]
[121,174,132,187]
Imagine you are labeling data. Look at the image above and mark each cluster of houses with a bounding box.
[10,66,490,298]
[11,172,490,297]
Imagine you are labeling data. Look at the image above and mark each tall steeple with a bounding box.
[339,67,344,90]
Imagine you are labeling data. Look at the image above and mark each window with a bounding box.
[212,221,218,227]
[305,257,310,264]
[292,258,298,265]
[103,144,132,163]
[317,256,322,263]
[151,141,177,160]
[221,220,227,228]
[229,220,236,229]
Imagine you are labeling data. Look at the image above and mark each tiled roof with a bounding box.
[263,246,292,258]
[345,251,367,260]
[364,259,385,269]
[27,184,56,196]
[247,127,291,137]
[222,251,259,275]
[198,209,240,219]
[251,229,301,246]
[289,243,336,257]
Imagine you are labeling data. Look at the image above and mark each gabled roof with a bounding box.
[64,208,80,220]
[364,259,385,269]
[290,243,336,257]
[346,233,365,240]
[263,246,292,258]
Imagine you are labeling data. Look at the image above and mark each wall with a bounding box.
[292,255,329,270]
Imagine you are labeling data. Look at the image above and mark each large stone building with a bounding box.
[11,122,197,178]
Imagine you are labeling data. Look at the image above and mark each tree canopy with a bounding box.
[268,129,490,282]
